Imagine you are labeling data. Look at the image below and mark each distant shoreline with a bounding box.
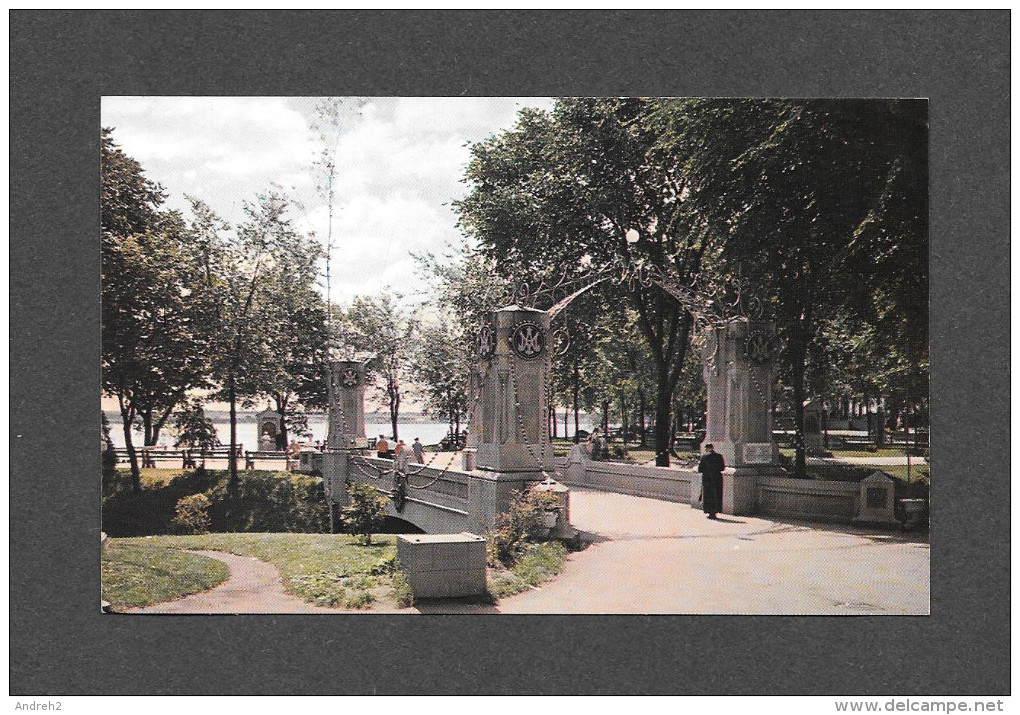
[102,409,438,424]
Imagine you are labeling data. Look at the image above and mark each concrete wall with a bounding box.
[561,445,866,524]
[756,476,859,523]
[561,445,696,504]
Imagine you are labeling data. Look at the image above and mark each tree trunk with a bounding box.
[563,408,568,441]
[141,411,154,447]
[275,395,289,450]
[572,363,580,444]
[638,387,646,447]
[653,383,672,467]
[227,374,239,487]
[389,379,400,442]
[120,406,141,493]
[602,400,609,442]
[790,338,807,479]
[620,394,629,445]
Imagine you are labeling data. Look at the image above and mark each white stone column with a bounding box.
[323,360,368,505]
[701,318,781,515]
[326,360,368,450]
[475,306,553,474]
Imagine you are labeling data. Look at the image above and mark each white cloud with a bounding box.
[101,96,555,308]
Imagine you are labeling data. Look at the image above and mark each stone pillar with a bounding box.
[326,360,368,450]
[323,360,368,506]
[474,306,553,474]
[464,306,565,535]
[803,398,825,455]
[701,318,781,515]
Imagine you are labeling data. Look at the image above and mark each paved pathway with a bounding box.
[132,551,353,614]
[496,488,929,615]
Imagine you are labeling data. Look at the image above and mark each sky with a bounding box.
[101,96,556,308]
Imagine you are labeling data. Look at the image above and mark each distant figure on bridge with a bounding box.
[698,443,725,520]
[395,439,411,471]
[376,435,390,459]
[412,437,425,463]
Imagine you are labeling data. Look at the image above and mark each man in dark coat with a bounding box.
[698,443,725,520]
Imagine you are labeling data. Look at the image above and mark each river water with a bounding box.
[104,414,454,450]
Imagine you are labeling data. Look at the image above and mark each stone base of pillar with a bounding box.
[466,470,574,537]
[723,465,784,516]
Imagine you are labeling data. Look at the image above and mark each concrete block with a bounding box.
[397,533,487,599]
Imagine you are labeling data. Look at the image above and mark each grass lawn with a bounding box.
[102,541,230,609]
[105,532,570,610]
[488,542,568,599]
[112,533,411,610]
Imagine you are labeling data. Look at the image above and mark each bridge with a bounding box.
[321,303,796,534]
[321,306,572,537]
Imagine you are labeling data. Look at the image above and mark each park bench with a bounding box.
[112,446,242,468]
[772,431,795,447]
[244,450,292,470]
[673,434,703,451]
[839,436,877,452]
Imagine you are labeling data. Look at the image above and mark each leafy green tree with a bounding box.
[456,99,714,465]
[649,98,927,476]
[340,292,416,441]
[171,400,219,452]
[410,322,470,441]
[234,231,328,448]
[208,192,306,483]
[101,129,217,490]
[341,482,388,545]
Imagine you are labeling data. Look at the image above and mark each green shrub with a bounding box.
[341,482,388,545]
[102,469,328,536]
[484,487,561,567]
[488,542,567,599]
[172,493,212,534]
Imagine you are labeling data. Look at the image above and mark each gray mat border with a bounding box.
[9,10,1009,695]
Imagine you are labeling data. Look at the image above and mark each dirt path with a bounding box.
[131,551,354,614]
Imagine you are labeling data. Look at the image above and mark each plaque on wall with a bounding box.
[743,442,773,464]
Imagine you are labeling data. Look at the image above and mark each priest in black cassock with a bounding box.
[698,443,725,520]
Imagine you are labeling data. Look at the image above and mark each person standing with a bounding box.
[411,437,425,464]
[376,435,390,459]
[394,439,411,470]
[698,443,725,520]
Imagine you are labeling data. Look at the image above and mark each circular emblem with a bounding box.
[745,331,776,365]
[339,367,360,387]
[478,322,496,359]
[510,321,545,359]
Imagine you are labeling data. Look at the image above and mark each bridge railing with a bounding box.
[350,455,471,509]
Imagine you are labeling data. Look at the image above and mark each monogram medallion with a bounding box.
[478,322,496,359]
[340,367,360,387]
[510,321,545,359]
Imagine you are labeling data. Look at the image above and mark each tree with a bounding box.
[234,230,328,448]
[210,192,306,484]
[456,99,714,465]
[171,400,219,452]
[341,482,388,545]
[340,292,416,441]
[410,322,470,441]
[649,98,927,476]
[101,129,217,491]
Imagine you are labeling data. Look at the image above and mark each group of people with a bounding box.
[375,435,426,465]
